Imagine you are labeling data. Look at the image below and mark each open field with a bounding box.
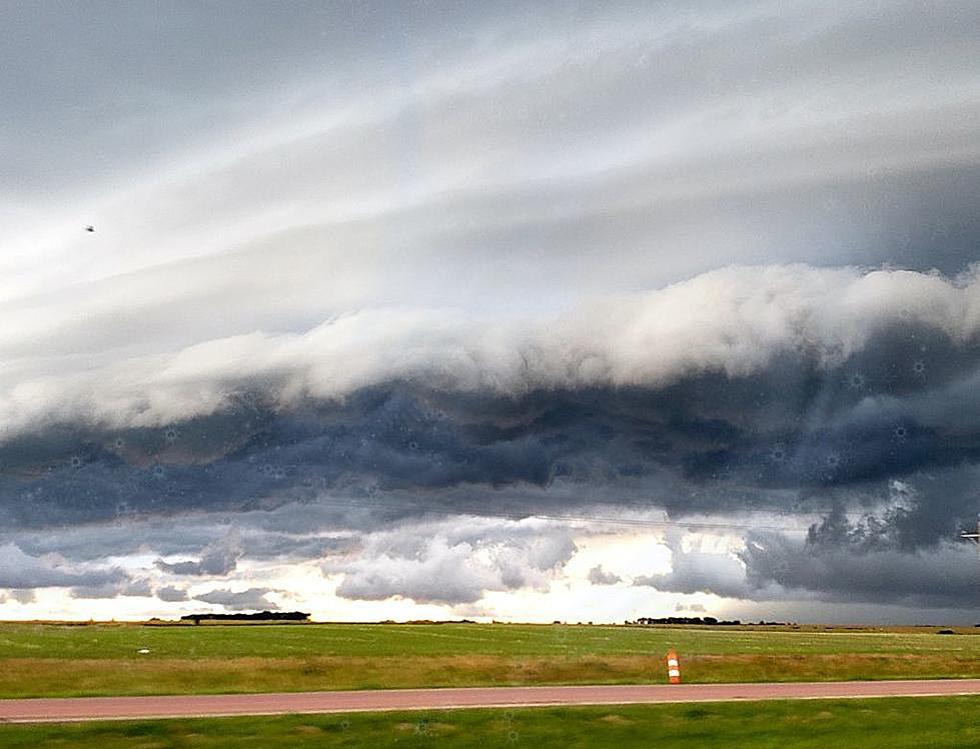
[0,623,976,699]
[0,696,976,748]
[5,622,979,659]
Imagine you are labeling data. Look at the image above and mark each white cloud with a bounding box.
[3,264,979,438]
[194,587,281,611]
[329,516,577,605]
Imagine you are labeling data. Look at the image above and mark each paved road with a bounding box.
[1,680,977,723]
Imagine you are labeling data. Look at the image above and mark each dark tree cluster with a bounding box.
[180,611,309,623]
[628,616,742,626]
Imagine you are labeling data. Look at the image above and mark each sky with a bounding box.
[0,0,978,624]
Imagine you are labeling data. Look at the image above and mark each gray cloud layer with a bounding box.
[588,565,622,586]
[2,2,978,620]
[638,524,978,610]
[156,531,242,576]
[0,542,127,591]
[1,266,979,614]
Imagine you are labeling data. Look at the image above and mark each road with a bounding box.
[1,680,977,723]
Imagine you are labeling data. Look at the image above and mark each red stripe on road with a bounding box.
[1,680,978,723]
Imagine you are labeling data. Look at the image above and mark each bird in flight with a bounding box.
[84,225,95,232]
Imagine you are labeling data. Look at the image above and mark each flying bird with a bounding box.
[84,225,95,232]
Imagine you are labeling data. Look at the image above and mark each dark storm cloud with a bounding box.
[3,508,360,570]
[741,532,978,609]
[635,500,980,609]
[3,279,979,546]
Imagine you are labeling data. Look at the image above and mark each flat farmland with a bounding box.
[0,623,976,698]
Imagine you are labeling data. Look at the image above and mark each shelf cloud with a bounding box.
[1,0,978,622]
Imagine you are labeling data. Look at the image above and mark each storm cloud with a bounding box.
[1,1,978,622]
[638,525,978,610]
[3,266,979,538]
[1,266,978,616]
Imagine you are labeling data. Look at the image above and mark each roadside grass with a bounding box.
[0,696,976,748]
[0,623,976,698]
[0,653,977,699]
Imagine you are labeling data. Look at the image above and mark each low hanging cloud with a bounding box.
[155,585,189,603]
[194,587,281,611]
[637,511,980,610]
[70,578,153,600]
[0,590,35,605]
[587,565,622,586]
[741,533,978,609]
[156,530,242,576]
[329,516,577,605]
[635,533,763,601]
[0,542,128,590]
[676,603,706,613]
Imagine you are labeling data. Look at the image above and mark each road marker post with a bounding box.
[666,649,681,684]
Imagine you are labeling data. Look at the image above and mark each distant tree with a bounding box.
[633,616,741,626]
[180,611,310,623]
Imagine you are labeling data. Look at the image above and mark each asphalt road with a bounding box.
[1,680,977,723]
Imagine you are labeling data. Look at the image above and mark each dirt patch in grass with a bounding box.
[293,725,323,735]
[598,714,633,725]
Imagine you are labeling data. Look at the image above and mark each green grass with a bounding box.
[2,622,976,659]
[0,697,976,748]
[0,623,976,698]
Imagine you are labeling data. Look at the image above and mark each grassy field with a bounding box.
[4,622,979,659]
[0,623,976,698]
[0,697,976,748]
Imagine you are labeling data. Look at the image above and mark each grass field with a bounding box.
[5,622,978,659]
[0,623,976,698]
[0,697,976,748]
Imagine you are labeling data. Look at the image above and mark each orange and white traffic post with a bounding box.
[666,649,681,684]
